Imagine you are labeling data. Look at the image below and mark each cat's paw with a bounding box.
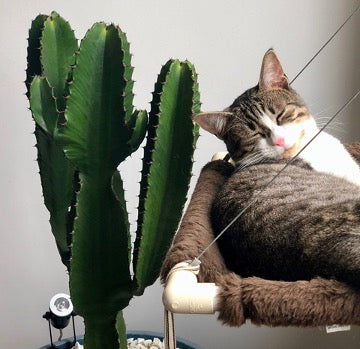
[201,152,235,175]
[211,152,236,166]
[211,151,228,161]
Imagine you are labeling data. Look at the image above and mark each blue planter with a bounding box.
[38,331,203,349]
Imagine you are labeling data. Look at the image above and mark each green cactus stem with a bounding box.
[40,11,78,112]
[25,14,47,97]
[27,11,200,349]
[29,77,77,269]
[127,109,148,152]
[133,59,200,294]
[56,23,142,348]
[26,12,78,270]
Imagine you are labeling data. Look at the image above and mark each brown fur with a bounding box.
[212,157,360,288]
[346,142,360,163]
[161,144,360,327]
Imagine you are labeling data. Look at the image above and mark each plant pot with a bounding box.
[38,331,204,349]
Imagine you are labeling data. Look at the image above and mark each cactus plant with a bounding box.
[26,11,200,349]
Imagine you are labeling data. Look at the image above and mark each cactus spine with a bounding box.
[26,12,200,349]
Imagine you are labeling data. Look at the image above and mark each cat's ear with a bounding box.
[192,112,232,139]
[259,49,289,90]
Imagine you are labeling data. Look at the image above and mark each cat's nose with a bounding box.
[273,136,285,147]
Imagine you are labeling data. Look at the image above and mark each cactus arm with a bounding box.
[56,24,133,173]
[29,76,58,133]
[127,110,148,152]
[29,76,76,270]
[26,12,78,271]
[135,61,173,245]
[56,23,134,348]
[34,125,76,269]
[40,11,77,112]
[133,60,200,293]
[25,14,47,97]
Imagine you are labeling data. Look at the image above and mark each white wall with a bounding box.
[1,0,359,348]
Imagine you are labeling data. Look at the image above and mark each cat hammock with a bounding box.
[161,142,360,328]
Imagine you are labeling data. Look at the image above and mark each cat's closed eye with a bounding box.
[275,104,308,125]
[276,110,295,125]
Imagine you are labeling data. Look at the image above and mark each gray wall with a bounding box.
[1,0,359,348]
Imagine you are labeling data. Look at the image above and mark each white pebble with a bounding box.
[125,336,181,349]
[153,338,162,346]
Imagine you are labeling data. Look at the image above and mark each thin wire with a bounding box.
[290,3,359,85]
[196,89,360,261]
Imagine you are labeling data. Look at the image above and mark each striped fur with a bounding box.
[212,159,360,289]
[194,49,360,289]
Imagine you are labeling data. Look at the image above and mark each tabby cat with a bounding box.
[193,49,360,289]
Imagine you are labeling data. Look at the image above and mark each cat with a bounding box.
[193,49,360,289]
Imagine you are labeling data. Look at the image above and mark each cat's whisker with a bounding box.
[242,151,265,164]
[313,106,336,117]
[316,120,345,134]
[242,157,263,169]
[323,128,346,136]
[316,120,343,128]
[315,117,343,124]
[237,151,272,171]
[318,125,345,134]
[315,117,337,123]
[315,116,340,122]
[237,154,262,171]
